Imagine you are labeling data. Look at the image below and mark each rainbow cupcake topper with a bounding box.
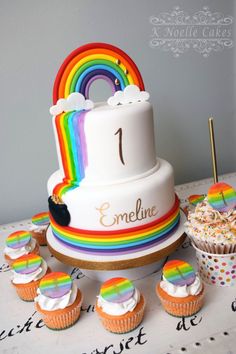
[32,212,50,226]
[188,194,205,206]
[100,277,135,303]
[6,231,31,249]
[163,260,196,287]
[12,254,42,275]
[207,182,236,212]
[39,272,72,299]
[51,43,145,198]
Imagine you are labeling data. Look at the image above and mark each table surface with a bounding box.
[1,172,236,354]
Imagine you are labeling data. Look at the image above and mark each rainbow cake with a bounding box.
[47,43,180,258]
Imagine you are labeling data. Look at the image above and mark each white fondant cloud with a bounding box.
[107,85,150,106]
[50,92,94,115]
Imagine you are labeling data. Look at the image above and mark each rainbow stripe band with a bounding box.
[50,196,180,255]
[53,43,145,102]
[53,110,88,197]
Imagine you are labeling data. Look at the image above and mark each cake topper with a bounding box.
[163,260,196,287]
[188,194,205,206]
[39,272,72,298]
[12,254,42,275]
[207,118,236,212]
[107,85,149,106]
[32,212,50,226]
[100,277,135,303]
[208,182,236,212]
[6,231,31,249]
[52,42,145,103]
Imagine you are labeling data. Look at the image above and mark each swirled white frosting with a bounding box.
[4,238,36,259]
[97,288,140,316]
[185,199,236,244]
[29,224,48,233]
[11,259,48,284]
[34,281,78,311]
[160,274,202,297]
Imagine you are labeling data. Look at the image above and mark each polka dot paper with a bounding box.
[195,250,236,287]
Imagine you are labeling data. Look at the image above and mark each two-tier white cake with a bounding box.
[47,43,181,263]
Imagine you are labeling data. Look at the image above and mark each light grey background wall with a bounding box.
[0,0,235,224]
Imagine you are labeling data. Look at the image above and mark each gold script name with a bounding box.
[96,198,158,227]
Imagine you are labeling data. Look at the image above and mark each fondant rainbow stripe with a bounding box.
[52,43,144,197]
[12,254,42,275]
[32,212,50,226]
[39,272,72,298]
[208,182,236,212]
[53,43,145,103]
[188,194,205,206]
[53,110,88,197]
[100,277,135,303]
[163,260,196,287]
[6,231,31,249]
[50,196,180,255]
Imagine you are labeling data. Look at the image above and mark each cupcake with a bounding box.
[4,230,40,266]
[35,272,82,330]
[156,260,204,317]
[29,212,50,246]
[11,254,50,301]
[185,182,236,254]
[95,277,145,334]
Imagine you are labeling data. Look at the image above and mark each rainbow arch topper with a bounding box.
[53,43,145,103]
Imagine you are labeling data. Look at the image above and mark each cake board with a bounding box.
[47,211,186,281]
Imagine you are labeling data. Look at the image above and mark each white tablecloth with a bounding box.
[1,172,236,354]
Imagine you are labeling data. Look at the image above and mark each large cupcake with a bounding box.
[96,277,145,334]
[11,254,50,301]
[35,272,83,330]
[29,212,50,246]
[156,260,204,317]
[185,183,236,254]
[4,230,40,266]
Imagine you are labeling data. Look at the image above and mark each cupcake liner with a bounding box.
[193,243,236,287]
[31,230,47,246]
[96,295,145,334]
[156,284,204,317]
[189,235,236,255]
[4,241,40,267]
[35,290,82,330]
[12,267,51,301]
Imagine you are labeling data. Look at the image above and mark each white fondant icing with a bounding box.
[107,85,149,106]
[50,92,94,115]
[47,158,175,230]
[84,101,156,184]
